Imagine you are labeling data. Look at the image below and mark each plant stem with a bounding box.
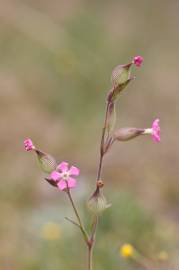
[97,101,110,181]
[88,245,93,270]
[66,188,89,245]
[90,215,98,243]
[88,215,98,270]
[97,153,103,181]
[89,99,110,269]
[67,98,110,270]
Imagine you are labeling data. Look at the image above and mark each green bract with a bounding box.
[111,63,131,87]
[87,188,111,215]
[35,150,57,173]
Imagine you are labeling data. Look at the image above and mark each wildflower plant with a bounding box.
[24,56,160,270]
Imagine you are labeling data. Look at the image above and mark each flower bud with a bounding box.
[24,138,35,151]
[35,150,57,173]
[111,63,132,87]
[87,187,111,215]
[114,128,144,141]
[133,56,143,67]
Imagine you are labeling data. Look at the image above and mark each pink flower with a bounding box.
[151,118,160,142]
[133,56,143,67]
[143,118,160,142]
[24,138,35,151]
[50,161,80,191]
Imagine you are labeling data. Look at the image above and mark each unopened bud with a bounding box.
[133,56,143,67]
[114,128,144,141]
[87,187,111,214]
[35,150,57,173]
[24,138,35,151]
[111,63,132,87]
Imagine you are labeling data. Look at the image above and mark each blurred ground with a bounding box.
[0,0,179,269]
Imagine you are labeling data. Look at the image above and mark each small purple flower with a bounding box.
[133,56,143,67]
[151,118,160,142]
[143,119,160,142]
[24,138,35,151]
[50,162,80,191]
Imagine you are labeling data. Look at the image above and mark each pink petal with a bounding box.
[56,162,69,173]
[57,180,67,190]
[133,56,143,67]
[24,138,35,151]
[152,118,160,143]
[69,166,80,176]
[152,118,160,129]
[152,134,160,142]
[50,171,61,181]
[67,177,77,189]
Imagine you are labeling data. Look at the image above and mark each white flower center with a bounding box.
[143,128,153,135]
[61,171,70,180]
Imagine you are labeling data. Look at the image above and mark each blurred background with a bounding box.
[0,0,179,269]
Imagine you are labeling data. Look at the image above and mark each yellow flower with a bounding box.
[120,243,134,258]
[41,222,61,241]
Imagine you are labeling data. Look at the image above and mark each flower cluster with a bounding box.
[105,55,160,157]
[24,55,161,202]
[24,55,161,270]
[24,139,80,191]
